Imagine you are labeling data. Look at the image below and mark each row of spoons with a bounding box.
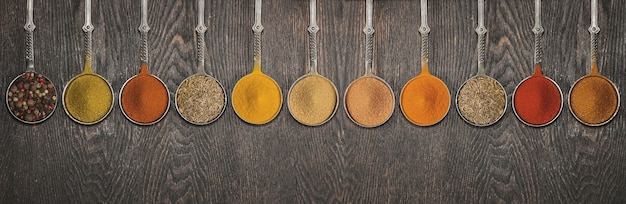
[7,0,619,128]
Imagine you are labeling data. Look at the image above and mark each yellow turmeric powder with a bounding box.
[232,73,282,124]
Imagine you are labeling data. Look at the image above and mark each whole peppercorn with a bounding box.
[7,72,56,123]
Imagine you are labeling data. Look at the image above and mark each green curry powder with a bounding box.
[64,75,113,124]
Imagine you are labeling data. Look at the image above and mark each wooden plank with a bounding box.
[0,0,624,203]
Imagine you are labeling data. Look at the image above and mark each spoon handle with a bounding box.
[308,0,319,74]
[83,0,94,72]
[533,0,543,66]
[589,0,599,71]
[25,0,35,72]
[364,0,374,74]
[419,0,430,73]
[253,0,264,71]
[476,0,487,76]
[196,0,207,75]
[139,0,150,65]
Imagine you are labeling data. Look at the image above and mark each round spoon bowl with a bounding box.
[232,72,282,125]
[512,75,562,127]
[456,75,506,127]
[344,75,394,128]
[175,74,226,125]
[6,71,57,124]
[120,73,170,125]
[569,74,619,126]
[63,73,114,125]
[288,73,338,126]
[400,73,450,126]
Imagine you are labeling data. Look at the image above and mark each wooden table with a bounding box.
[1,0,625,203]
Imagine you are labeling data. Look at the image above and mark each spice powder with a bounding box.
[176,75,225,124]
[345,76,394,127]
[120,73,169,124]
[401,76,450,126]
[288,75,337,125]
[457,76,506,125]
[64,75,113,124]
[570,76,618,125]
[232,74,282,124]
[513,76,561,125]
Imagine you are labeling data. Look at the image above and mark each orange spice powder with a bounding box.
[400,76,450,125]
[121,64,169,124]
[570,75,618,125]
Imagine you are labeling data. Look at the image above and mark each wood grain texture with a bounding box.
[1,0,625,203]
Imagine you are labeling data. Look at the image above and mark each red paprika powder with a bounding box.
[513,65,562,126]
[120,63,170,124]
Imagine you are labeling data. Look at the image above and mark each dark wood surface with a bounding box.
[1,0,625,203]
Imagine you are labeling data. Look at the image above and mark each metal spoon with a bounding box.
[344,0,395,128]
[6,0,57,124]
[512,0,562,127]
[568,0,619,126]
[287,0,338,126]
[231,0,282,125]
[456,0,506,127]
[175,0,226,125]
[119,0,170,125]
[400,0,450,126]
[63,0,114,125]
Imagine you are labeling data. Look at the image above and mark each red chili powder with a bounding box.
[513,66,562,126]
[121,63,169,124]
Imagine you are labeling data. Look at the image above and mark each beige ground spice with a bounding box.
[288,75,337,126]
[345,76,394,127]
